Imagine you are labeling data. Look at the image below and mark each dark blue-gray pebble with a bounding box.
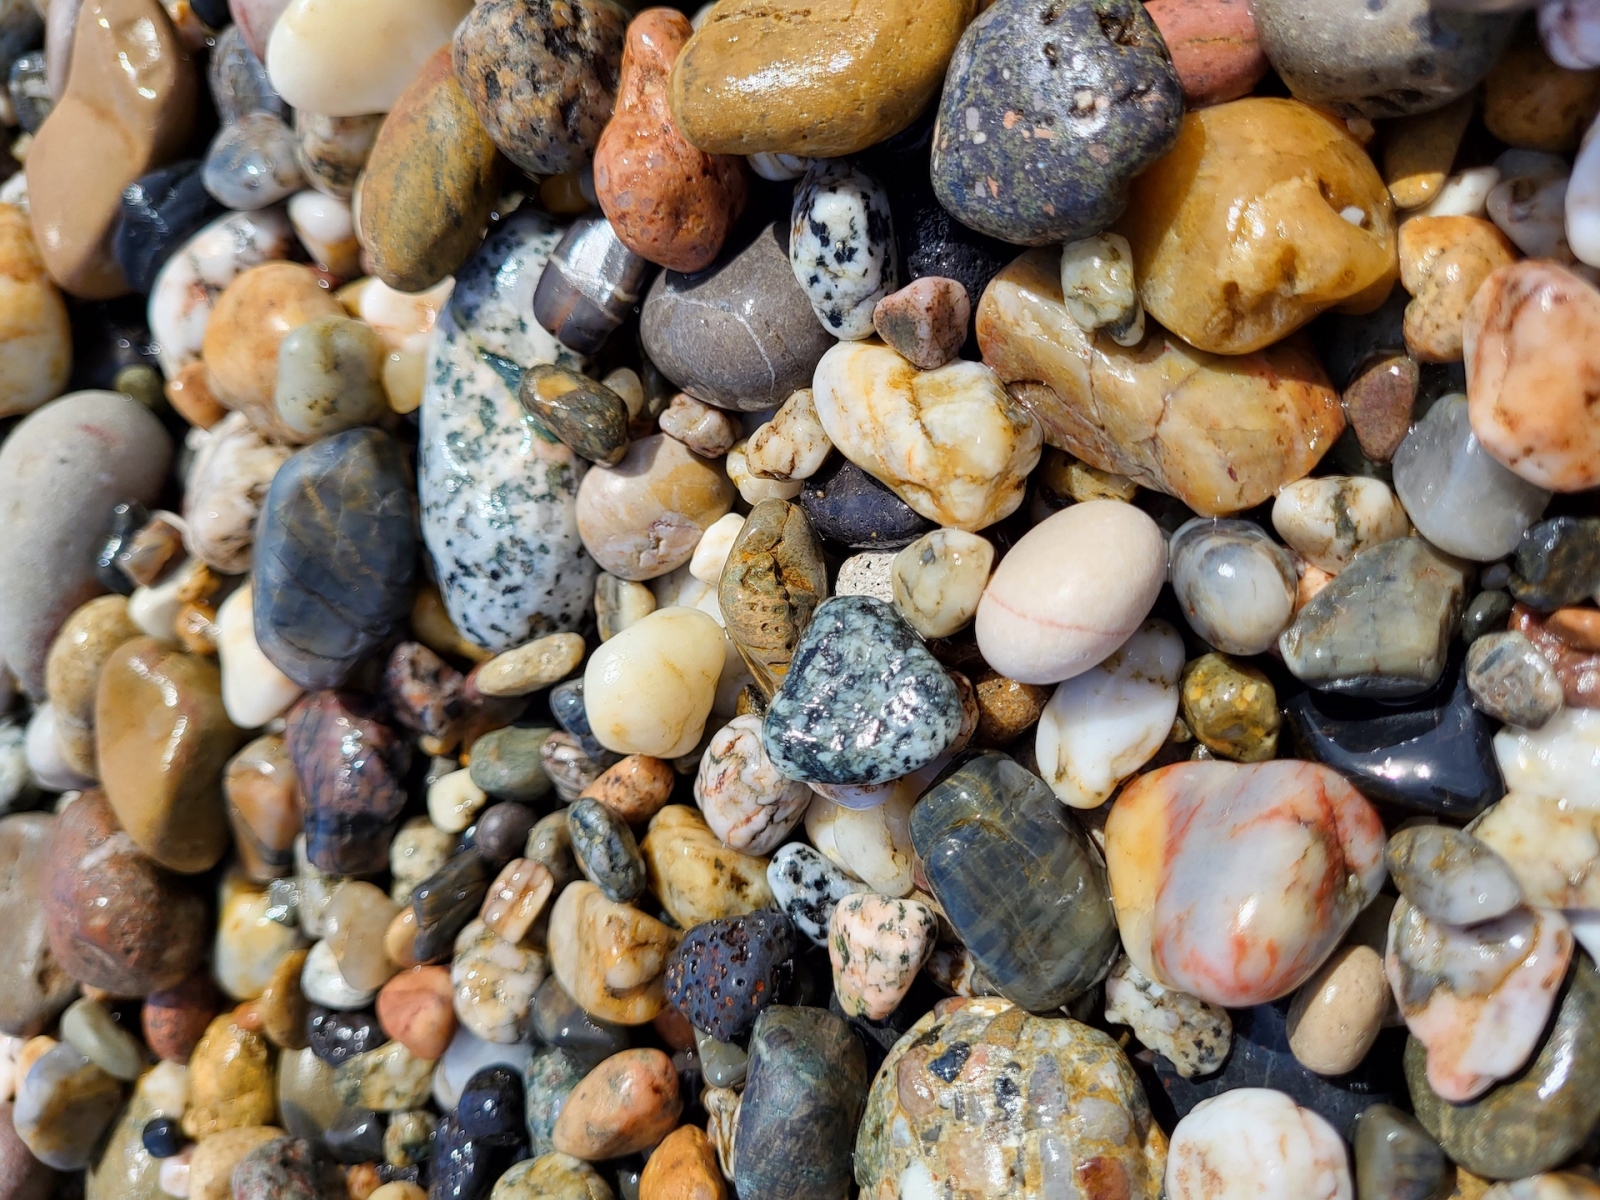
[566,797,646,903]
[412,850,493,964]
[458,1066,525,1147]
[664,911,795,1044]
[529,973,628,1071]
[112,160,223,292]
[307,1005,383,1067]
[800,456,935,550]
[1511,516,1600,611]
[549,679,608,759]
[7,49,47,133]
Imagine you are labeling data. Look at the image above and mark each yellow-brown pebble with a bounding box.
[0,203,70,417]
[475,633,588,697]
[1399,216,1517,363]
[1119,97,1397,355]
[580,754,677,824]
[1285,944,1389,1076]
[639,1125,728,1200]
[1179,653,1281,763]
[973,670,1051,746]
[552,1048,683,1160]
[1383,94,1474,210]
[182,1014,276,1139]
[255,947,309,1050]
[44,594,141,776]
[640,805,774,928]
[1485,25,1600,153]
[547,881,679,1025]
[188,1126,284,1200]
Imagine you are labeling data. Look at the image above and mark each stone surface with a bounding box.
[547,881,677,1025]
[584,607,725,758]
[1106,760,1387,1008]
[766,842,867,946]
[694,715,810,854]
[978,249,1345,516]
[889,528,991,641]
[717,499,827,698]
[553,1048,680,1160]
[641,805,774,929]
[376,967,455,1062]
[230,1136,343,1200]
[1168,518,1298,658]
[1286,943,1390,1077]
[1467,630,1566,728]
[520,365,630,468]
[1119,98,1397,355]
[789,158,897,339]
[576,434,733,580]
[1387,825,1523,928]
[1353,1105,1448,1200]
[10,1040,121,1170]
[1104,954,1232,1080]
[1272,475,1412,575]
[639,1125,725,1200]
[183,414,291,578]
[828,893,935,1020]
[568,798,646,903]
[1145,0,1267,106]
[931,0,1182,246]
[451,0,627,177]
[334,1038,433,1111]
[1180,653,1281,763]
[663,910,793,1043]
[1166,1088,1350,1200]
[0,204,68,417]
[1400,216,1517,364]
[799,455,935,549]
[288,692,411,876]
[0,815,74,1038]
[668,0,971,156]
[975,500,1165,685]
[594,8,744,274]
[855,997,1166,1200]
[493,1153,613,1200]
[356,46,500,295]
[184,1013,275,1138]
[872,277,968,371]
[640,222,836,413]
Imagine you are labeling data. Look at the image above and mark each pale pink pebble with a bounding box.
[871,277,969,370]
[827,893,937,1021]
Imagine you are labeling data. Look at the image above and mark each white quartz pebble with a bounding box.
[1271,477,1411,574]
[688,513,745,586]
[891,529,993,639]
[216,584,303,729]
[1568,115,1600,268]
[803,783,917,898]
[1166,1089,1353,1200]
[426,769,489,834]
[301,938,379,1010]
[1494,706,1600,807]
[584,606,726,758]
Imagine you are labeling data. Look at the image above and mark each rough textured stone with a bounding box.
[718,499,828,698]
[1144,0,1267,106]
[286,692,412,876]
[663,911,794,1043]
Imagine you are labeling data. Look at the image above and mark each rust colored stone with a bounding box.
[1515,604,1600,707]
[143,969,222,1063]
[1144,0,1268,106]
[1342,353,1418,463]
[580,754,677,824]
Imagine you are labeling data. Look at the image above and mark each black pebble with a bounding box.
[307,1005,384,1067]
[141,1116,182,1159]
[457,1066,525,1147]
[800,456,935,550]
[664,911,796,1043]
[112,160,222,293]
[473,802,538,866]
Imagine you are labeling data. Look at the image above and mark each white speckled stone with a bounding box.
[419,211,597,654]
[789,158,897,340]
[451,919,547,1045]
[766,841,868,945]
[834,552,896,603]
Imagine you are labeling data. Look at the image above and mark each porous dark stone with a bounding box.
[911,752,1119,1011]
[762,596,962,785]
[800,456,935,550]
[1286,666,1503,820]
[232,1135,346,1200]
[306,1005,383,1068]
[458,1066,525,1146]
[528,974,628,1070]
[566,797,645,903]
[111,161,221,293]
[474,803,538,867]
[931,0,1182,246]
[519,364,629,466]
[1157,996,1408,1140]
[1510,516,1600,612]
[663,911,795,1044]
[532,212,657,356]
[41,791,208,996]
[735,1006,867,1200]
[412,851,494,964]
[1353,1104,1448,1200]
[286,692,413,876]
[641,221,835,412]
[254,428,418,691]
[549,681,607,759]
[1408,954,1600,1180]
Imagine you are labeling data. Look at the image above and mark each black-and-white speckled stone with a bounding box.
[766,843,868,946]
[762,595,962,785]
[419,210,598,654]
[930,0,1183,246]
[789,159,898,341]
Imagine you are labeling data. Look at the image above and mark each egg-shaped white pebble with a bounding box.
[689,513,746,586]
[216,584,303,728]
[426,769,488,834]
[584,607,726,757]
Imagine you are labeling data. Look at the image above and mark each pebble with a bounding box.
[1387,824,1523,930]
[356,46,499,295]
[470,726,555,803]
[302,938,379,1010]
[1104,954,1233,1080]
[186,1127,283,1200]
[639,1124,725,1200]
[668,0,968,156]
[800,455,935,549]
[1343,352,1420,465]
[427,770,488,836]
[0,815,75,1039]
[660,394,740,461]
[214,872,303,1002]
[265,0,472,116]
[1169,518,1299,657]
[931,0,1181,246]
[762,595,960,785]
[376,967,456,1062]
[568,798,646,903]
[547,882,677,1025]
[805,781,918,896]
[717,498,827,698]
[1467,630,1567,728]
[1272,476,1413,575]
[230,1136,343,1200]
[811,341,1040,531]
[1401,215,1518,363]
[201,112,302,211]
[411,850,494,965]
[743,389,832,483]
[552,1048,681,1160]
[182,416,289,578]
[594,577,657,643]
[856,996,1163,1200]
[888,528,991,640]
[584,607,725,758]
[273,314,385,440]
[1057,231,1145,347]
[1106,760,1386,1008]
[640,222,836,413]
[523,1043,585,1156]
[1180,653,1281,763]
[1494,703,1600,810]
[520,364,630,468]
[788,159,897,339]
[576,434,733,580]
[306,1003,381,1069]
[183,1013,275,1138]
[663,911,794,1043]
[492,1154,612,1200]
[1512,516,1600,610]
[529,974,627,1070]
[976,500,1166,685]
[0,205,67,418]
[1353,1104,1448,1200]
[207,24,282,124]
[11,1040,122,1169]
[1280,537,1468,698]
[532,213,657,358]
[326,880,400,992]
[581,754,675,825]
[287,691,412,876]
[765,843,867,947]
[1144,0,1267,107]
[694,715,809,854]
[1166,1088,1351,1200]
[641,805,773,928]
[1285,944,1390,1077]
[293,112,381,202]
[1489,23,1600,152]
[827,894,935,1021]
[594,8,745,274]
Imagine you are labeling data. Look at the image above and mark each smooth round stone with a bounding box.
[762,595,961,786]
[201,111,302,210]
[524,1044,586,1157]
[858,997,1163,1199]
[428,770,489,836]
[640,805,774,929]
[80,1059,185,1199]
[584,607,725,758]
[766,843,868,947]
[1401,216,1517,363]
[294,112,382,202]
[576,434,733,581]
[663,911,794,1043]
[1394,394,1552,561]
[286,188,359,278]
[391,819,455,907]
[1408,954,1600,1179]
[694,715,810,855]
[532,214,658,358]
[184,1014,275,1138]
[1494,705,1600,809]
[550,682,607,759]
[1106,761,1387,1008]
[276,1044,365,1153]
[529,975,628,1071]
[1464,589,1516,643]
[829,893,935,1020]
[744,388,832,484]
[1284,944,1389,1077]
[325,881,399,993]
[184,414,292,577]
[734,1006,865,1200]
[459,1065,524,1147]
[1387,827,1522,943]
[216,591,301,738]
[41,605,126,763]
[1467,630,1565,729]
[214,872,303,1001]
[553,1048,681,1160]
[430,1113,519,1200]
[470,727,555,804]
[0,392,170,697]
[452,917,548,1045]
[207,23,283,122]
[1272,476,1412,575]
[912,752,1118,1010]
[1353,1104,1448,1200]
[376,966,456,1063]
[579,754,675,826]
[272,315,385,442]
[1120,98,1396,355]
[254,428,417,691]
[639,1125,725,1200]
[520,364,629,468]
[890,529,993,640]
[287,692,412,876]
[334,1039,433,1112]
[302,939,379,1011]
[144,969,222,1064]
[11,1041,121,1170]
[308,1005,382,1068]
[383,1109,435,1169]
[872,275,970,370]
[1166,1088,1351,1200]
[1169,518,1298,657]
[1279,537,1468,698]
[142,1115,181,1158]
[231,1136,344,1200]
[1144,0,1266,105]
[265,0,471,115]
[804,782,918,897]
[112,160,221,294]
[477,633,588,699]
[492,1153,613,1200]
[567,798,646,904]
[1104,954,1233,1081]
[800,455,935,550]
[411,851,493,965]
[931,0,1181,246]
[0,814,76,1038]
[548,881,677,1026]
[641,222,836,413]
[976,500,1165,686]
[692,1026,749,1091]
[475,805,539,869]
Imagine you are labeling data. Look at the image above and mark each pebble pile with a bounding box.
[5,0,1600,1197]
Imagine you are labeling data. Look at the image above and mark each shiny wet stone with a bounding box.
[112,160,222,293]
[566,797,645,903]
[1353,1104,1448,1200]
[549,681,608,759]
[528,974,629,1071]
[307,1005,383,1068]
[800,456,936,550]
[412,850,493,964]
[519,364,629,467]
[458,1066,525,1147]
[1510,516,1600,611]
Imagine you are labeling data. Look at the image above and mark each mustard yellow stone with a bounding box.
[1119,98,1398,356]
[1384,94,1474,211]
[669,0,974,157]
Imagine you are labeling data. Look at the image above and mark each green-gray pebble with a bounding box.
[519,364,630,466]
[470,726,555,801]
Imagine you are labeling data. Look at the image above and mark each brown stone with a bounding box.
[142,968,221,1062]
[1342,353,1418,463]
[480,858,554,946]
[1384,94,1475,210]
[25,0,197,297]
[973,670,1049,747]
[43,791,208,995]
[1399,216,1517,364]
[548,881,679,1025]
[0,204,71,420]
[95,637,246,874]
[358,46,501,294]
[166,359,228,429]
[182,1013,276,1139]
[256,947,309,1050]
[872,277,970,371]
[639,1123,726,1200]
[978,248,1345,517]
[202,262,343,442]
[580,754,676,824]
[1485,23,1600,153]
[1547,607,1600,653]
[225,733,302,882]
[375,966,456,1061]
[1143,0,1268,107]
[0,814,77,1038]
[1514,604,1600,708]
[0,1100,56,1200]
[718,498,828,697]
[188,1125,283,1200]
[552,1048,682,1159]
[595,8,746,273]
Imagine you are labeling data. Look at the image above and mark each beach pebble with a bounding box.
[1400,216,1517,363]
[1104,955,1233,1080]
[1169,518,1299,657]
[1467,630,1567,728]
[577,435,734,581]
[765,843,867,947]
[1285,945,1390,1077]
[547,882,677,1026]
[584,607,724,758]
[552,1048,680,1160]
[1166,1088,1352,1200]
[693,716,809,855]
[828,893,935,1020]
[1058,231,1145,347]
[1272,477,1413,575]
[663,910,793,1043]
[641,805,773,929]
[1144,0,1267,106]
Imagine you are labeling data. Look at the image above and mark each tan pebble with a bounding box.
[1384,94,1475,210]
[182,1014,275,1138]
[375,966,455,1061]
[581,755,676,824]
[187,1126,283,1200]
[552,1048,682,1160]
[44,594,141,776]
[255,947,309,1050]
[659,393,740,459]
[640,805,772,929]
[639,1124,728,1200]
[547,881,679,1026]
[1485,24,1600,153]
[369,1185,428,1200]
[384,907,422,971]
[1399,216,1516,363]
[891,528,993,640]
[596,573,657,642]
[725,440,802,504]
[0,203,70,415]
[410,585,494,664]
[744,388,831,482]
[480,858,554,946]
[973,670,1050,746]
[476,633,588,697]
[1286,944,1389,1075]
[576,434,734,581]
[347,1161,383,1199]
[584,608,725,758]
[1547,607,1600,652]
[166,359,229,429]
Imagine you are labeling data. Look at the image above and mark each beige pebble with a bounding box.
[726,439,803,504]
[1385,94,1475,210]
[891,529,994,639]
[596,573,657,642]
[576,434,735,581]
[1286,944,1389,1075]
[426,768,489,835]
[188,1126,284,1200]
[1399,216,1517,363]
[584,607,726,758]
[476,632,587,697]
[689,513,745,586]
[745,388,832,481]
[369,1185,429,1200]
[660,393,740,458]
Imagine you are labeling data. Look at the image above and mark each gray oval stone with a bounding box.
[1384,825,1522,927]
